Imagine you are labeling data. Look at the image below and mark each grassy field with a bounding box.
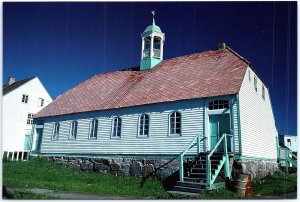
[3,158,166,198]
[3,158,297,199]
[252,171,297,196]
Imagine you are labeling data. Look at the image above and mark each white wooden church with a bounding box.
[32,15,283,193]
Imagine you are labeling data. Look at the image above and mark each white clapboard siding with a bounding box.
[239,67,277,159]
[232,100,240,153]
[40,99,207,156]
[3,77,52,152]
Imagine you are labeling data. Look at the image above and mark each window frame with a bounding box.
[26,113,34,125]
[262,85,265,100]
[52,122,60,141]
[287,139,291,146]
[22,94,29,103]
[248,70,251,82]
[38,98,45,107]
[89,119,98,139]
[168,111,182,137]
[138,114,150,138]
[111,117,122,139]
[69,121,78,140]
[254,75,258,92]
[208,100,229,110]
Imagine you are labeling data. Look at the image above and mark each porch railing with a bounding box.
[279,147,297,173]
[206,133,232,186]
[179,134,207,181]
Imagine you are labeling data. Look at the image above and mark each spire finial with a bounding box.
[151,11,155,25]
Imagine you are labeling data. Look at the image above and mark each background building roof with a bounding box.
[3,77,35,95]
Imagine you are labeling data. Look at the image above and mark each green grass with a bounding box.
[252,171,297,196]
[3,158,297,199]
[3,157,167,198]
[6,190,57,199]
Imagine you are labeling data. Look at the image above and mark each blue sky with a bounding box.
[3,2,297,135]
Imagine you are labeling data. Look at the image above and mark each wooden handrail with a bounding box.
[179,134,207,181]
[206,133,232,186]
[181,135,207,157]
[207,133,226,158]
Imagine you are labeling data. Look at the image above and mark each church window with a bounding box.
[52,122,60,140]
[89,119,98,139]
[138,114,149,137]
[112,117,122,138]
[70,121,78,139]
[169,112,181,136]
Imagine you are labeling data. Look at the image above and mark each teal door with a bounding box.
[209,114,231,151]
[34,128,43,153]
[24,135,31,150]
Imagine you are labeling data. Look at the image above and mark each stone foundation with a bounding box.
[46,156,279,181]
[233,160,279,180]
[46,156,179,180]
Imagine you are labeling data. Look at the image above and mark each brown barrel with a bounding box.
[245,174,252,196]
[235,174,248,197]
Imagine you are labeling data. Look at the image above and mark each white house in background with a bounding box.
[2,76,52,159]
[279,135,298,153]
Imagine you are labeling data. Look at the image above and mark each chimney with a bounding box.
[218,42,226,50]
[7,77,16,85]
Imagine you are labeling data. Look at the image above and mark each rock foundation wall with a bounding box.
[46,156,179,180]
[46,156,279,181]
[234,160,279,180]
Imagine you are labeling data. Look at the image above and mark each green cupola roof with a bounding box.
[143,21,162,33]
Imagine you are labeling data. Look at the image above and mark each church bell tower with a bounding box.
[140,11,165,71]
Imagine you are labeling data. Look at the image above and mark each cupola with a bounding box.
[140,11,165,71]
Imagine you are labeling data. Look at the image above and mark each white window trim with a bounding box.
[168,111,182,137]
[111,117,122,139]
[52,122,60,141]
[89,119,98,139]
[248,70,251,82]
[254,75,258,92]
[69,121,78,140]
[262,85,265,100]
[137,114,150,138]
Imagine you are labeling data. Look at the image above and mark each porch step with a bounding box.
[176,181,207,188]
[171,185,205,193]
[170,181,207,194]
[193,163,218,169]
[166,190,200,197]
[183,177,206,183]
[188,172,206,177]
[197,159,220,164]
[198,155,223,160]
[191,168,206,173]
[191,167,221,173]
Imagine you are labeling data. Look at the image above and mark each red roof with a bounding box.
[34,47,249,118]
